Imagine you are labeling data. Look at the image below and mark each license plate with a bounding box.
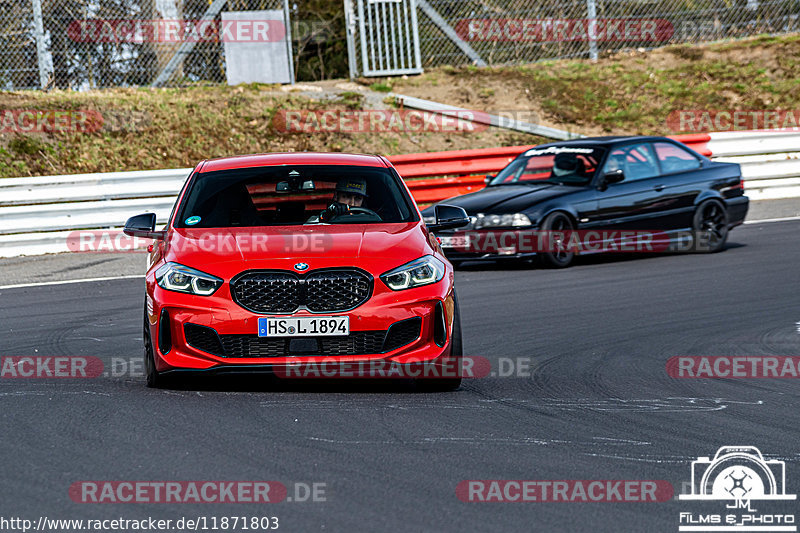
[439,235,469,248]
[258,316,349,337]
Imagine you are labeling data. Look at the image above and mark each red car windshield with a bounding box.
[175,165,417,228]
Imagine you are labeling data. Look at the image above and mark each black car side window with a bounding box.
[604,143,659,182]
[653,142,701,173]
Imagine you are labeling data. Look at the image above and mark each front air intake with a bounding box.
[433,302,447,348]
[158,309,172,355]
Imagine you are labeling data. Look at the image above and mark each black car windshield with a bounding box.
[489,146,606,186]
[175,165,417,228]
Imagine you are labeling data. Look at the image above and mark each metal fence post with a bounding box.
[31,0,48,89]
[344,0,358,79]
[586,0,598,61]
[283,0,295,84]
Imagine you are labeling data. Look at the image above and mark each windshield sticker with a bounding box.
[524,146,595,156]
[185,216,201,226]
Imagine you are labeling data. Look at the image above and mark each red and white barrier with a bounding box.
[0,129,797,257]
[673,130,800,201]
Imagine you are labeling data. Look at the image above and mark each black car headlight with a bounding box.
[155,262,223,296]
[380,256,445,291]
[474,213,532,229]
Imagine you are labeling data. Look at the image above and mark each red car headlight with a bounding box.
[155,262,223,296]
[380,255,445,291]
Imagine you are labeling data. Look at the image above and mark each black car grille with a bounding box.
[231,269,372,314]
[183,318,422,358]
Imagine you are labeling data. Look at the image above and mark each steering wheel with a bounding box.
[348,207,379,217]
[326,206,383,222]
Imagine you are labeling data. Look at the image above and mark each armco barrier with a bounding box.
[1,130,798,257]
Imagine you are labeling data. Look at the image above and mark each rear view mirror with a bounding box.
[484,174,495,185]
[123,213,165,239]
[427,204,470,232]
[277,179,315,192]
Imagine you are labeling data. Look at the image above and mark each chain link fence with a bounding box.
[2,0,799,89]
[0,0,345,90]
[416,0,800,68]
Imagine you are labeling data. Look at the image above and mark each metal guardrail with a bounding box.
[391,93,583,141]
[1,131,798,257]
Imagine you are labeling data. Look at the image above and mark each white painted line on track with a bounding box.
[0,274,144,290]
[745,215,800,224]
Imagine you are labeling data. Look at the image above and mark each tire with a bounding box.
[143,304,169,388]
[416,291,463,392]
[539,211,575,268]
[693,200,728,253]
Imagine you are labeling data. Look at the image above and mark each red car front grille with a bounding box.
[230,269,372,314]
[184,318,422,358]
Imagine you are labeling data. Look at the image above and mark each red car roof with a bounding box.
[198,152,388,173]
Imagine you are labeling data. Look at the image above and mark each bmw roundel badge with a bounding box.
[294,263,309,271]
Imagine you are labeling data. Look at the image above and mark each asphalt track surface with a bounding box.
[1,219,799,532]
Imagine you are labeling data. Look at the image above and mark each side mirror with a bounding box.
[123,213,165,239]
[484,174,495,185]
[427,204,470,232]
[598,169,625,190]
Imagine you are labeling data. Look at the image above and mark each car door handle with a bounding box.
[653,184,665,192]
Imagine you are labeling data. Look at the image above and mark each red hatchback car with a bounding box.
[124,153,469,390]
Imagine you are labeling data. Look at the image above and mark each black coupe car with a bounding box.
[422,136,749,268]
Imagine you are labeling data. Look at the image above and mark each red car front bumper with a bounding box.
[145,274,457,375]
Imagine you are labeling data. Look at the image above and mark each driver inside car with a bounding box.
[319,177,368,222]
[551,153,585,179]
